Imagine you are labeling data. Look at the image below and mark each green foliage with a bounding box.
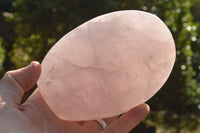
[0,38,5,72]
[134,0,200,131]
[112,1,200,131]
[9,0,116,67]
[1,0,200,132]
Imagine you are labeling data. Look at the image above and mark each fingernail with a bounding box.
[140,104,150,116]
[30,61,40,66]
[133,104,150,117]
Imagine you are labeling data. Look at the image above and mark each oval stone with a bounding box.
[37,10,176,121]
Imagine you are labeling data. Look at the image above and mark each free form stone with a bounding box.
[37,10,176,121]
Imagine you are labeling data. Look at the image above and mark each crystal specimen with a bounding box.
[37,10,176,121]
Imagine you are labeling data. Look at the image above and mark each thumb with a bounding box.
[0,61,41,105]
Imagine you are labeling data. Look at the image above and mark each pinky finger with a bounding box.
[103,103,150,133]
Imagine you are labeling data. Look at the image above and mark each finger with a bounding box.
[5,61,41,92]
[104,115,119,125]
[103,103,150,133]
[0,61,41,104]
[75,115,120,133]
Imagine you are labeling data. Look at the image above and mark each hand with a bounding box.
[0,61,150,133]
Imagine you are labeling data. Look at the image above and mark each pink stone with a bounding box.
[37,10,176,121]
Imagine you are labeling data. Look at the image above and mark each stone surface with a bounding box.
[37,10,176,121]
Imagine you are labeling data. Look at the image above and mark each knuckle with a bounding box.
[4,71,13,77]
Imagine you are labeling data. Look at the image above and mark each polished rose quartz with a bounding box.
[37,10,176,121]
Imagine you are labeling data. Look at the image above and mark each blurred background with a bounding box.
[0,0,200,132]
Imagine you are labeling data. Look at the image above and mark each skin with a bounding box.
[0,61,150,133]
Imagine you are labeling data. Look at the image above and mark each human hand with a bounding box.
[0,61,150,133]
